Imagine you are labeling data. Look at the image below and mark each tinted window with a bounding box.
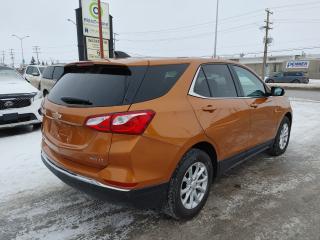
[42,66,54,79]
[233,66,266,97]
[193,69,210,97]
[133,64,189,103]
[53,66,64,80]
[39,67,45,74]
[26,67,34,75]
[202,64,237,97]
[48,65,146,107]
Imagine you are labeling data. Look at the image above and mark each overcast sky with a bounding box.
[1,0,320,65]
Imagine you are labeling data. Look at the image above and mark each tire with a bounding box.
[292,79,300,83]
[163,149,213,220]
[268,117,291,156]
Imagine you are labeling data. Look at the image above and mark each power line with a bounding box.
[118,0,320,35]
[119,22,259,42]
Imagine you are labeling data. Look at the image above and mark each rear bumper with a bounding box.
[41,152,168,209]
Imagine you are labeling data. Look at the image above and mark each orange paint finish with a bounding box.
[41,58,292,191]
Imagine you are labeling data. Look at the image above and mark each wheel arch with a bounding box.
[190,141,218,180]
[285,112,292,125]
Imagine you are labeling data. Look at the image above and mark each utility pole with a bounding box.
[1,51,5,65]
[9,49,15,68]
[213,0,219,58]
[261,9,273,80]
[33,46,41,65]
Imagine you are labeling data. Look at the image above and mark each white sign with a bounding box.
[286,61,310,69]
[81,0,110,39]
[86,37,109,60]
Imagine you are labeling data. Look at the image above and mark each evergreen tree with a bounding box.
[30,56,36,65]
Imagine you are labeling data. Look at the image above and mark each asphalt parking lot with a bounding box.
[1,99,320,240]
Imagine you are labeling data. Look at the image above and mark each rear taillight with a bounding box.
[85,110,155,135]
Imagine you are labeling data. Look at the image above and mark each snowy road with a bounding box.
[1,100,320,240]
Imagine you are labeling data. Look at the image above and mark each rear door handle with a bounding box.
[202,105,216,113]
[250,103,258,108]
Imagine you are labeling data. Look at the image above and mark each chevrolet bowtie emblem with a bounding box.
[52,112,62,120]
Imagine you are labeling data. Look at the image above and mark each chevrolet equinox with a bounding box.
[41,58,292,220]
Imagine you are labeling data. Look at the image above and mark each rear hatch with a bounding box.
[42,61,189,169]
[42,63,148,169]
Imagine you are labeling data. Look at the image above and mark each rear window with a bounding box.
[52,66,64,80]
[42,66,54,79]
[133,64,188,103]
[48,64,188,108]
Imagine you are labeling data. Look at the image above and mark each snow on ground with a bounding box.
[1,99,320,240]
[0,128,56,201]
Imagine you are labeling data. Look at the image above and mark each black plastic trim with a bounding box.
[217,139,274,176]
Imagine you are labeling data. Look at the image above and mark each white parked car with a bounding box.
[0,66,42,129]
[23,65,45,89]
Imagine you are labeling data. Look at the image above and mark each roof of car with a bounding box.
[66,57,237,67]
[26,65,46,68]
[45,64,66,67]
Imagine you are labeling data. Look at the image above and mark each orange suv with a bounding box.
[41,58,292,219]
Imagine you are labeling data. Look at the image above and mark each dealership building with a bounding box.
[229,54,320,79]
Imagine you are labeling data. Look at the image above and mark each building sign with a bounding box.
[86,37,109,60]
[286,61,310,69]
[81,0,110,39]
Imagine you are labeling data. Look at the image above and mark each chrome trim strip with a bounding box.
[41,152,130,192]
[0,120,41,129]
[44,115,83,126]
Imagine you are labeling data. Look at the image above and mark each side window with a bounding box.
[53,67,64,80]
[233,66,266,97]
[33,67,40,75]
[42,66,54,79]
[133,64,189,103]
[193,69,210,97]
[26,67,33,75]
[202,64,238,97]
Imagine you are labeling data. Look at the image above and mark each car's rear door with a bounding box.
[188,64,250,161]
[231,65,278,149]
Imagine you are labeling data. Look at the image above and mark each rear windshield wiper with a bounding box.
[61,97,93,105]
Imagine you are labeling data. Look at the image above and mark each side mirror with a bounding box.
[271,87,285,96]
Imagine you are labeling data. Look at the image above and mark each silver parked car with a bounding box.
[40,65,65,96]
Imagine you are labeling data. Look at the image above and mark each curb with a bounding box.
[289,97,320,103]
[266,83,320,91]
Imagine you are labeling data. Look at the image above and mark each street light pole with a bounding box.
[12,34,29,66]
[213,0,219,58]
